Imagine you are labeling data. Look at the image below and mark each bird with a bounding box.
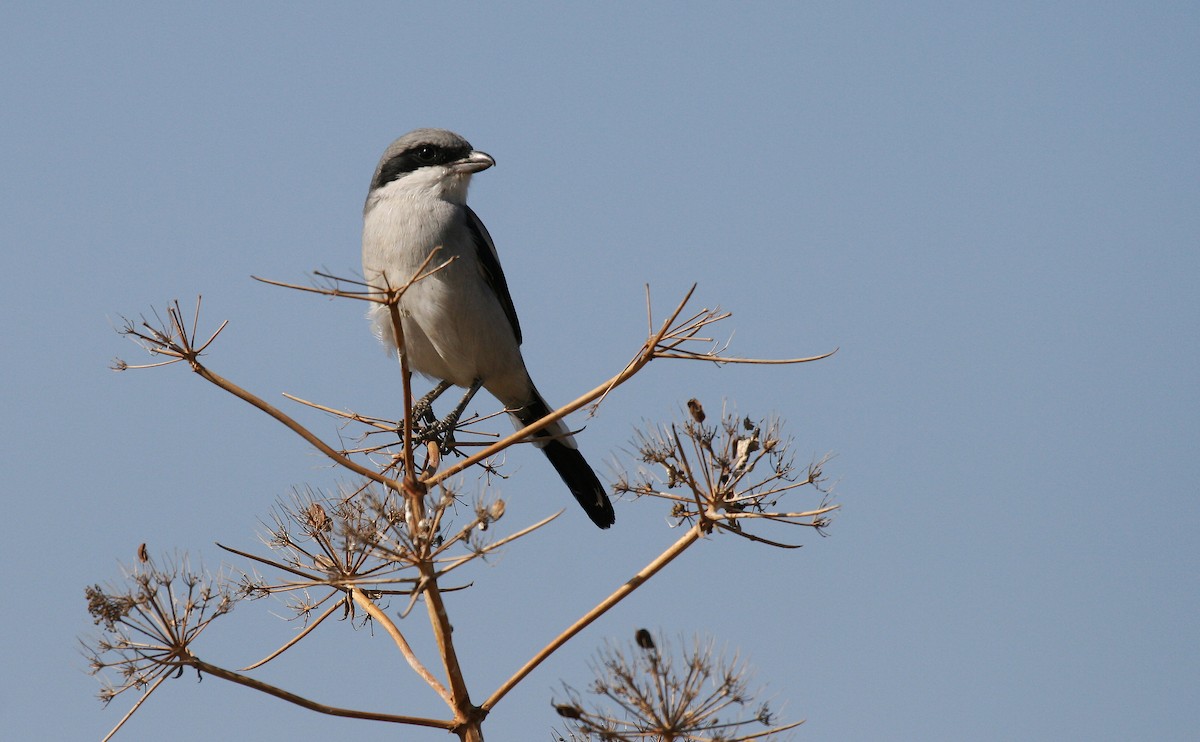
[361,128,615,529]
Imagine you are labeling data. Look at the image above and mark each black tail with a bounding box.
[542,439,616,529]
[513,392,616,529]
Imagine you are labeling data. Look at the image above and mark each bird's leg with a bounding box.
[417,379,482,451]
[410,379,453,426]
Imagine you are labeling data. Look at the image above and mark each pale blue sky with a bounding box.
[2,3,1197,740]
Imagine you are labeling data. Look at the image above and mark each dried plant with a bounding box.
[88,276,837,741]
[617,400,836,546]
[554,630,801,741]
[83,552,241,740]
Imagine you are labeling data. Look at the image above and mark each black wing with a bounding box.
[464,205,522,345]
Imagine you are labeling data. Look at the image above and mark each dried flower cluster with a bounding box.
[227,483,546,628]
[83,553,240,706]
[616,401,835,546]
[554,630,801,741]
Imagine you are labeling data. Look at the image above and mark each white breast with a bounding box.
[362,185,529,400]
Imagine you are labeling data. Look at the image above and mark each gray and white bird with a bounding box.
[362,128,615,529]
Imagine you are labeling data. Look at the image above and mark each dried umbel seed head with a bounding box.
[489,499,506,522]
[554,633,803,740]
[306,502,332,533]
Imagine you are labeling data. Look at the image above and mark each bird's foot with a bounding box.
[414,411,462,450]
[401,379,482,455]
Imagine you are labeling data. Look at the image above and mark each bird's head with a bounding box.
[366,128,494,207]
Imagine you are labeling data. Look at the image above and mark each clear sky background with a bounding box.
[2,3,1197,740]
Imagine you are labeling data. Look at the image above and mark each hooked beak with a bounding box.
[452,150,495,174]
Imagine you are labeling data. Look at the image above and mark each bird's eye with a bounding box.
[413,145,439,163]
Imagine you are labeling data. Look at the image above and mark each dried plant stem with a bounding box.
[483,523,703,712]
[358,263,471,730]
[185,656,452,729]
[189,363,400,493]
[654,351,835,364]
[435,510,562,578]
[278,393,392,431]
[720,505,839,520]
[418,565,484,739]
[388,296,419,488]
[251,275,377,300]
[380,287,479,735]
[350,588,451,704]
[101,674,168,742]
[726,719,807,740]
[240,597,344,671]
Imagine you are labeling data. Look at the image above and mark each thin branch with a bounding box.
[417,565,475,719]
[251,276,376,301]
[350,588,452,705]
[434,510,563,578]
[251,253,455,304]
[190,363,401,491]
[395,316,418,488]
[186,657,452,729]
[239,597,344,671]
[718,504,839,520]
[720,719,807,741]
[216,543,326,583]
[101,674,168,742]
[483,523,703,711]
[281,393,396,432]
[654,349,837,364]
[711,523,804,549]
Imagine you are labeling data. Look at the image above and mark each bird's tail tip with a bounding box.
[543,440,615,529]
